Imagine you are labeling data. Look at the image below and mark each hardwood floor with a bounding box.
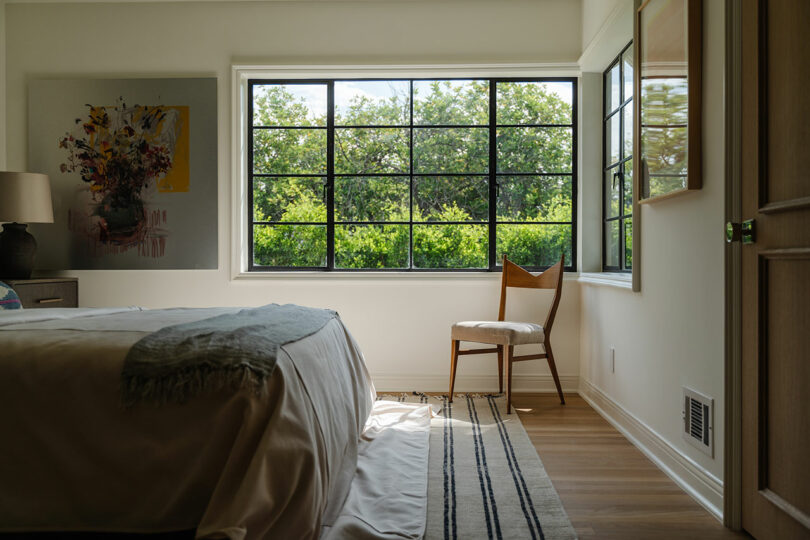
[512,393,749,540]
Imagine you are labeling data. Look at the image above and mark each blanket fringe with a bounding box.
[376,391,504,401]
[121,365,268,408]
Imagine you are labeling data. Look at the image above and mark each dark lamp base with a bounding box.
[0,222,37,280]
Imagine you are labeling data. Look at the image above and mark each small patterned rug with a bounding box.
[377,393,577,540]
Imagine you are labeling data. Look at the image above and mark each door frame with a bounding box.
[723,0,743,531]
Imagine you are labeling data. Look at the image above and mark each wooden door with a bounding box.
[741,0,810,538]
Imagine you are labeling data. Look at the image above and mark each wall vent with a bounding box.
[683,387,713,457]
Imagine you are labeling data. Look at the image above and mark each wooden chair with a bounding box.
[449,254,566,414]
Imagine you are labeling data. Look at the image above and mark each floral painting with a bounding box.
[28,79,217,270]
[58,99,188,256]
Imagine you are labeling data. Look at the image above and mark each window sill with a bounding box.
[577,272,633,289]
[231,271,580,281]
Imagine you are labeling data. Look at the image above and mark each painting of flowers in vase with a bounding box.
[59,98,186,254]
[28,79,217,270]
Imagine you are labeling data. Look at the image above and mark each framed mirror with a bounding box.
[636,0,702,203]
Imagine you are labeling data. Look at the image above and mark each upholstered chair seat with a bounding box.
[451,320,545,346]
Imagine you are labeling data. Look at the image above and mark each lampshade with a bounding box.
[0,171,54,223]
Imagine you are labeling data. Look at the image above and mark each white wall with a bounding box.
[581,0,625,55]
[3,0,583,392]
[577,72,602,273]
[579,0,726,486]
[579,0,632,71]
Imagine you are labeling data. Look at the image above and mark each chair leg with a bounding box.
[506,345,514,414]
[449,340,460,403]
[497,345,504,394]
[545,341,565,405]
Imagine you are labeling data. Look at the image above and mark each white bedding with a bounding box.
[0,306,143,326]
[324,400,433,540]
[0,307,376,539]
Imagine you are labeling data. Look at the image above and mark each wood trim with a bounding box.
[723,0,744,530]
[632,0,642,293]
[687,0,703,191]
[637,187,698,204]
[757,0,769,209]
[759,489,810,530]
[457,348,500,356]
[511,353,548,362]
[754,248,810,527]
[758,196,810,214]
[757,247,810,258]
[756,253,769,492]
[498,253,508,321]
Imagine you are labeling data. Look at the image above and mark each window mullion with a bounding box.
[409,80,414,270]
[327,82,335,270]
[248,82,256,272]
[618,103,625,271]
[488,80,497,270]
[620,159,627,270]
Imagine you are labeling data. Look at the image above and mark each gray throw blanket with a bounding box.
[121,304,338,406]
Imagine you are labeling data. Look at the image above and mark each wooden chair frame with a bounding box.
[449,254,566,414]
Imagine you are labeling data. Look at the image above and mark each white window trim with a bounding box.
[230,63,580,280]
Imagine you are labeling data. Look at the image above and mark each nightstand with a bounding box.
[4,278,78,309]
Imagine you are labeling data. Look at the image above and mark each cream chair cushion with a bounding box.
[451,320,545,345]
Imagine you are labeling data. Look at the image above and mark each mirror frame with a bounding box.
[635,0,702,204]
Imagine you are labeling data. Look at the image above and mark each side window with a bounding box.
[603,42,634,271]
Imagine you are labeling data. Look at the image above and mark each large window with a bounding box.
[603,43,633,271]
[248,78,576,271]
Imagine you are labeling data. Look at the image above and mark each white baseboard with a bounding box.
[371,373,579,394]
[578,379,724,521]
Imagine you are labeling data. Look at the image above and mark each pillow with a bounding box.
[0,282,23,310]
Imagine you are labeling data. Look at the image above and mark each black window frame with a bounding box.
[247,76,578,273]
[602,42,634,272]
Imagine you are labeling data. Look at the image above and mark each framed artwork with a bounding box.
[636,0,702,203]
[28,78,218,269]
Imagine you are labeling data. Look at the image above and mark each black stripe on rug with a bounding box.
[487,395,545,539]
[449,398,457,539]
[466,396,502,540]
[442,396,458,540]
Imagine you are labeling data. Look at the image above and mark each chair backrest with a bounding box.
[497,253,565,335]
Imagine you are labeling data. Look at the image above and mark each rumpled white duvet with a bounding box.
[0,307,431,540]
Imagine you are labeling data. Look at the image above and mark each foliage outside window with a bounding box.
[248,78,577,271]
[603,43,634,271]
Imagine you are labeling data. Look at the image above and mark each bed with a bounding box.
[0,306,377,539]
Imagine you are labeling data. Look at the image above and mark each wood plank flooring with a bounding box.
[513,393,749,540]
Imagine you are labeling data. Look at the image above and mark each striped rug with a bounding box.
[378,393,577,540]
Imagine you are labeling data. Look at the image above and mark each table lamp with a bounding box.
[0,172,54,279]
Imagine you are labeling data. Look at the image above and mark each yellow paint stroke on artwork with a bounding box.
[157,106,190,193]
